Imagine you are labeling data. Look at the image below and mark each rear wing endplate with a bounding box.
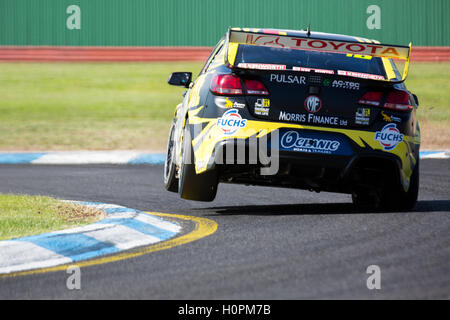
[224,28,411,83]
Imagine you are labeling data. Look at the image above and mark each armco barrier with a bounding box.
[0,46,449,62]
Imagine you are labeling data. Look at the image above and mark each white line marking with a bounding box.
[84,224,161,250]
[135,214,182,233]
[31,151,142,164]
[0,241,72,274]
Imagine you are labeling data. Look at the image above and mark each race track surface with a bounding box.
[0,159,449,299]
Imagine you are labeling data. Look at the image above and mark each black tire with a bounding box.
[385,157,419,211]
[352,158,419,211]
[178,120,218,202]
[163,121,178,192]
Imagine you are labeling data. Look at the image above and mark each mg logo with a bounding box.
[304,95,322,113]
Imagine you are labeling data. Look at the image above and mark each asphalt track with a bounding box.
[0,159,449,299]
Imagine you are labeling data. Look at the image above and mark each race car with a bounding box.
[164,27,420,210]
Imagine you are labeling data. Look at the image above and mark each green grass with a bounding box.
[404,62,450,123]
[0,61,448,150]
[0,62,203,150]
[0,194,104,240]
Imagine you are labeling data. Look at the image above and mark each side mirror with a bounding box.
[412,93,419,107]
[168,72,192,88]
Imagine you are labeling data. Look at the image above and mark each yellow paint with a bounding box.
[0,212,218,278]
[401,43,412,81]
[381,111,392,122]
[188,105,205,120]
[346,53,373,60]
[382,57,397,80]
[225,97,234,108]
[227,42,239,66]
[187,74,206,109]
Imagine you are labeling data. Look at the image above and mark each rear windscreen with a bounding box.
[236,44,386,76]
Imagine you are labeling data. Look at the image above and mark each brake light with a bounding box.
[358,91,383,106]
[384,90,412,111]
[244,79,269,95]
[210,74,244,95]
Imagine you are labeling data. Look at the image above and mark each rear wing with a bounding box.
[224,28,411,83]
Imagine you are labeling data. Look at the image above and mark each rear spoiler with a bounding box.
[224,28,411,83]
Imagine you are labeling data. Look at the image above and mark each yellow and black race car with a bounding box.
[164,27,420,210]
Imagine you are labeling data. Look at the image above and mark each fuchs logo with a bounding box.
[217,109,247,135]
[375,123,404,150]
[304,95,322,113]
[280,131,340,154]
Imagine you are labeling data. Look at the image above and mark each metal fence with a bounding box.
[1,0,449,46]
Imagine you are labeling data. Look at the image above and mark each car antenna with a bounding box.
[306,23,311,37]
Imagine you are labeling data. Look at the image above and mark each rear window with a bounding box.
[235,44,386,76]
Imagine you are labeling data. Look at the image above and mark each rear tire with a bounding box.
[352,158,419,211]
[178,120,218,202]
[384,157,419,211]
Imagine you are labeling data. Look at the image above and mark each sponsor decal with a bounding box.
[270,74,306,85]
[381,110,401,123]
[355,107,371,125]
[337,70,384,80]
[238,63,286,70]
[215,97,245,109]
[278,129,354,156]
[293,66,334,74]
[323,79,331,86]
[332,80,360,90]
[280,131,339,155]
[279,111,306,122]
[346,53,373,60]
[231,32,409,59]
[217,109,247,135]
[254,98,270,116]
[374,123,404,151]
[304,95,322,113]
[279,111,348,126]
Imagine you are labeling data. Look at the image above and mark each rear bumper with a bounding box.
[207,133,409,194]
[190,117,419,193]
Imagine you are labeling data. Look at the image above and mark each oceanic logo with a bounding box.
[375,123,404,150]
[280,131,340,154]
[304,95,322,113]
[217,109,247,135]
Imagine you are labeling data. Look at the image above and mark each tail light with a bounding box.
[384,90,412,111]
[358,91,383,106]
[243,79,269,95]
[358,90,413,112]
[210,74,243,95]
[210,74,269,96]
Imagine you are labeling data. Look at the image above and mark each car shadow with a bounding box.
[198,200,450,217]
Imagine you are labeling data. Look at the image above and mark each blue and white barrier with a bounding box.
[0,151,166,165]
[0,201,181,274]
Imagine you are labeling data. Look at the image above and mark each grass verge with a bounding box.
[0,61,448,150]
[0,62,203,151]
[404,62,450,149]
[0,194,105,241]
